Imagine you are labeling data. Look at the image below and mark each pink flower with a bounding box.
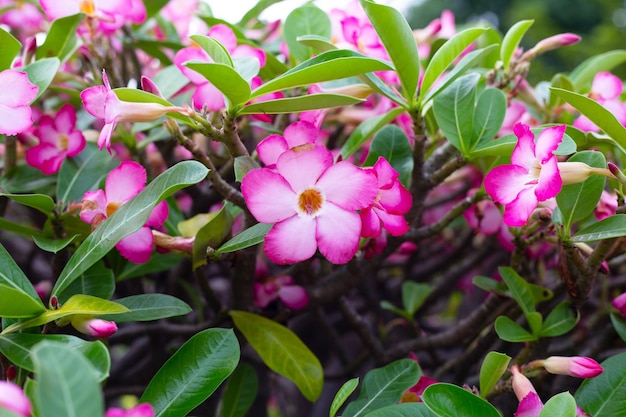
[595,190,618,220]
[80,161,169,263]
[573,72,626,132]
[105,403,154,417]
[0,381,32,417]
[25,104,86,174]
[71,317,118,338]
[257,121,319,168]
[484,123,565,227]
[242,144,377,264]
[612,292,626,316]
[40,0,145,34]
[511,365,543,417]
[0,69,39,136]
[360,157,412,238]
[539,356,603,378]
[0,0,43,39]
[81,70,190,153]
[254,275,309,310]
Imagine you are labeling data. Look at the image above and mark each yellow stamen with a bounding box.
[298,189,323,215]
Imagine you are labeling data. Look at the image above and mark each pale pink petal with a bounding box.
[66,131,86,157]
[515,392,543,417]
[116,227,154,263]
[241,168,298,223]
[604,99,626,126]
[105,161,146,204]
[592,72,623,100]
[209,24,237,52]
[80,189,108,223]
[283,121,318,148]
[503,186,538,227]
[192,82,225,112]
[378,182,412,214]
[55,104,77,134]
[0,70,38,106]
[535,157,562,201]
[573,114,599,132]
[511,123,537,169]
[341,16,361,47]
[174,47,212,85]
[257,134,288,166]
[97,120,116,153]
[534,125,564,163]
[316,202,362,264]
[278,285,309,309]
[232,44,266,67]
[0,381,32,417]
[373,207,410,236]
[484,164,531,205]
[25,144,63,175]
[40,0,79,19]
[276,144,333,192]
[360,207,382,238]
[264,216,317,264]
[81,85,109,119]
[316,161,377,210]
[146,200,169,228]
[0,104,33,135]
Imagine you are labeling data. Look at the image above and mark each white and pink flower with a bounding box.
[0,69,39,136]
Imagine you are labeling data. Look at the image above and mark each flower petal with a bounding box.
[484,164,531,205]
[0,70,38,106]
[515,392,543,417]
[80,189,107,224]
[511,123,536,169]
[283,121,318,148]
[534,125,564,163]
[378,181,412,214]
[241,168,298,223]
[316,202,362,264]
[105,161,146,204]
[257,134,288,167]
[81,85,109,119]
[174,47,212,84]
[503,186,538,227]
[278,285,309,309]
[116,227,154,263]
[316,161,377,210]
[0,104,33,135]
[360,207,382,238]
[276,144,333,192]
[535,157,562,201]
[374,207,410,236]
[592,71,623,100]
[264,215,317,264]
[146,200,169,228]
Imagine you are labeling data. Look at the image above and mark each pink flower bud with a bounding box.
[612,292,626,316]
[0,381,32,417]
[104,403,154,417]
[541,356,603,378]
[71,317,118,338]
[511,365,537,402]
[522,33,581,60]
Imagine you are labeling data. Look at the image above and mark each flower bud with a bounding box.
[510,365,536,402]
[0,381,32,417]
[612,292,626,316]
[557,161,614,185]
[538,356,603,378]
[71,317,118,338]
[522,33,581,60]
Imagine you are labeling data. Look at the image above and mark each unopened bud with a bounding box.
[50,295,59,309]
[521,33,581,61]
[0,381,32,417]
[558,161,614,185]
[5,366,16,381]
[511,365,536,402]
[532,356,603,378]
[612,292,626,316]
[141,76,164,98]
[71,317,118,338]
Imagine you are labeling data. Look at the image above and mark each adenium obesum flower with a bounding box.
[71,316,118,338]
[530,356,603,378]
[104,403,154,417]
[80,161,169,263]
[254,275,309,310]
[0,381,32,417]
[80,70,191,153]
[25,104,86,175]
[573,72,626,132]
[0,69,39,136]
[257,120,320,168]
[242,144,377,264]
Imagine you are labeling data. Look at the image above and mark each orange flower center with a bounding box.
[106,201,120,217]
[80,0,96,16]
[297,189,324,215]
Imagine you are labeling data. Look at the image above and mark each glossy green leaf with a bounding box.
[239,94,363,115]
[402,282,434,316]
[100,294,191,323]
[479,352,511,398]
[0,243,44,311]
[216,222,272,254]
[472,88,507,151]
[341,107,405,160]
[144,0,169,19]
[421,28,486,97]
[330,377,359,417]
[360,71,406,107]
[184,62,252,107]
[551,88,626,153]
[422,383,501,417]
[342,359,420,417]
[239,0,284,26]
[297,35,337,53]
[151,65,191,100]
[283,5,331,63]
[364,125,413,186]
[36,13,84,63]
[610,312,626,343]
[360,0,420,103]
[220,363,259,417]
[233,57,260,83]
[57,261,114,304]
[230,310,323,402]
[32,341,103,417]
[191,207,234,269]
[500,20,534,70]
[0,409,23,417]
[570,50,626,91]
[52,160,208,297]
[20,57,61,101]
[575,353,626,416]
[363,403,438,417]
[573,214,626,242]
[33,235,79,254]
[141,328,240,417]
[251,50,392,99]
[556,151,606,231]
[538,392,576,417]
[0,28,20,71]
[2,294,129,334]
[499,266,535,315]
[117,253,183,281]
[0,284,46,318]
[433,73,479,156]
[0,193,55,216]
[527,311,543,337]
[540,301,580,337]
[0,217,45,239]
[189,34,233,66]
[234,156,261,182]
[494,316,535,342]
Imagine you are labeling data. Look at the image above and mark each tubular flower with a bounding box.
[533,356,603,378]
[242,144,377,264]
[0,69,39,136]
[511,365,543,417]
[484,123,565,227]
[0,381,32,417]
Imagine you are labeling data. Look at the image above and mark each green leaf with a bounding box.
[471,88,507,151]
[251,50,391,99]
[189,34,233,66]
[575,353,626,416]
[141,328,240,417]
[573,214,626,242]
[297,35,337,53]
[0,193,55,216]
[32,341,103,417]
[0,217,45,239]
[184,62,252,107]
[360,0,420,103]
[433,73,479,156]
[364,403,438,417]
[479,352,511,398]
[220,363,259,417]
[330,377,359,417]
[99,294,191,323]
[234,156,260,182]
[230,310,323,402]
[57,261,114,304]
[20,58,61,101]
[0,284,46,318]
[2,294,129,334]
[570,50,626,91]
[283,5,331,63]
[422,383,501,417]
[117,252,183,281]
[499,266,535,315]
[610,312,626,343]
[343,359,420,417]
[239,0,284,26]
[538,392,577,417]
[501,20,534,70]
[556,151,606,231]
[527,311,543,337]
[216,222,272,254]
[551,88,626,154]
[52,161,209,297]
[33,235,79,254]
[36,13,84,63]
[364,125,413,187]
[144,0,169,19]
[233,57,260,83]
[0,28,20,71]
[494,316,536,342]
[341,107,405,159]
[0,409,23,417]
[0,243,44,311]
[421,28,486,97]
[402,282,434,316]
[151,65,191,100]
[190,207,234,269]
[239,94,363,115]
[540,301,580,337]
